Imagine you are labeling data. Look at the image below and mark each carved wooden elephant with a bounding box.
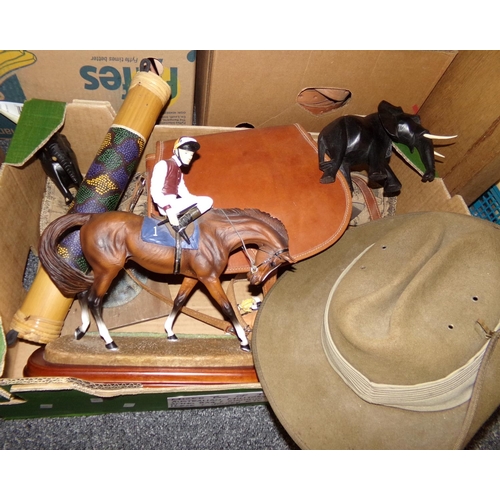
[318,100,455,196]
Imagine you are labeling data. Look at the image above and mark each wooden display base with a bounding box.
[24,334,258,386]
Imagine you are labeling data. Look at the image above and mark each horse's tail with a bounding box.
[38,212,94,297]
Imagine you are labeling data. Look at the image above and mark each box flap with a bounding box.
[5,99,66,167]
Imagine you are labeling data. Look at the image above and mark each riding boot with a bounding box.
[173,205,202,245]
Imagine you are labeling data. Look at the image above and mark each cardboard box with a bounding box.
[194,50,457,132]
[0,100,268,419]
[0,50,197,144]
[417,50,500,205]
[0,99,469,419]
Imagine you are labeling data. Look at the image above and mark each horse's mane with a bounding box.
[211,208,289,241]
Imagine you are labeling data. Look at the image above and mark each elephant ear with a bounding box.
[379,100,422,148]
[378,100,404,139]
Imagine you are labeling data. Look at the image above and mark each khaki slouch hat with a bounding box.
[253,211,500,449]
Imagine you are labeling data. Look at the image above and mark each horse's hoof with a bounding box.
[75,328,85,340]
[6,329,18,346]
[240,344,251,353]
[105,341,119,350]
[167,334,178,342]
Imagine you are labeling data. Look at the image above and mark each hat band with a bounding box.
[322,244,490,412]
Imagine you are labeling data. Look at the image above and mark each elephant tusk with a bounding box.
[424,133,458,140]
[434,151,445,158]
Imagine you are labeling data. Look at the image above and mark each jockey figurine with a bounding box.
[150,136,213,243]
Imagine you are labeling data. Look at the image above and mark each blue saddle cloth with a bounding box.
[141,217,200,250]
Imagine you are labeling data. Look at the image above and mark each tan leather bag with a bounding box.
[146,124,352,274]
[350,172,397,226]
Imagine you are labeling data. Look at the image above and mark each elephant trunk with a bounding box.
[416,136,436,182]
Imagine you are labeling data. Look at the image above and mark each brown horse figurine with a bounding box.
[38,208,294,352]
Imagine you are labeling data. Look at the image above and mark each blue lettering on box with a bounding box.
[80,66,100,90]
[79,63,178,101]
[99,66,122,90]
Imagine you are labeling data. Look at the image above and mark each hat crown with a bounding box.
[254,211,500,449]
[327,215,500,387]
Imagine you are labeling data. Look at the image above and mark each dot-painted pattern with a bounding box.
[57,126,145,271]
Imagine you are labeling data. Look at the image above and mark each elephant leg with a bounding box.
[318,141,337,183]
[164,276,198,341]
[318,127,347,184]
[317,137,332,172]
[382,163,402,197]
[320,161,343,184]
[367,164,388,184]
[339,162,356,193]
[367,145,391,185]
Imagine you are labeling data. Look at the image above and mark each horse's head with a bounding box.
[247,247,295,285]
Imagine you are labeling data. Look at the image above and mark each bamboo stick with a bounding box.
[10,63,171,344]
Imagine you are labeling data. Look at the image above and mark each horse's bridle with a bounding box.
[249,247,289,274]
[221,208,289,275]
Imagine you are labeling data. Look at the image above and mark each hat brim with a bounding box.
[252,213,500,449]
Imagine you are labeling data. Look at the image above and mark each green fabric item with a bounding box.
[392,141,440,178]
[5,99,66,166]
